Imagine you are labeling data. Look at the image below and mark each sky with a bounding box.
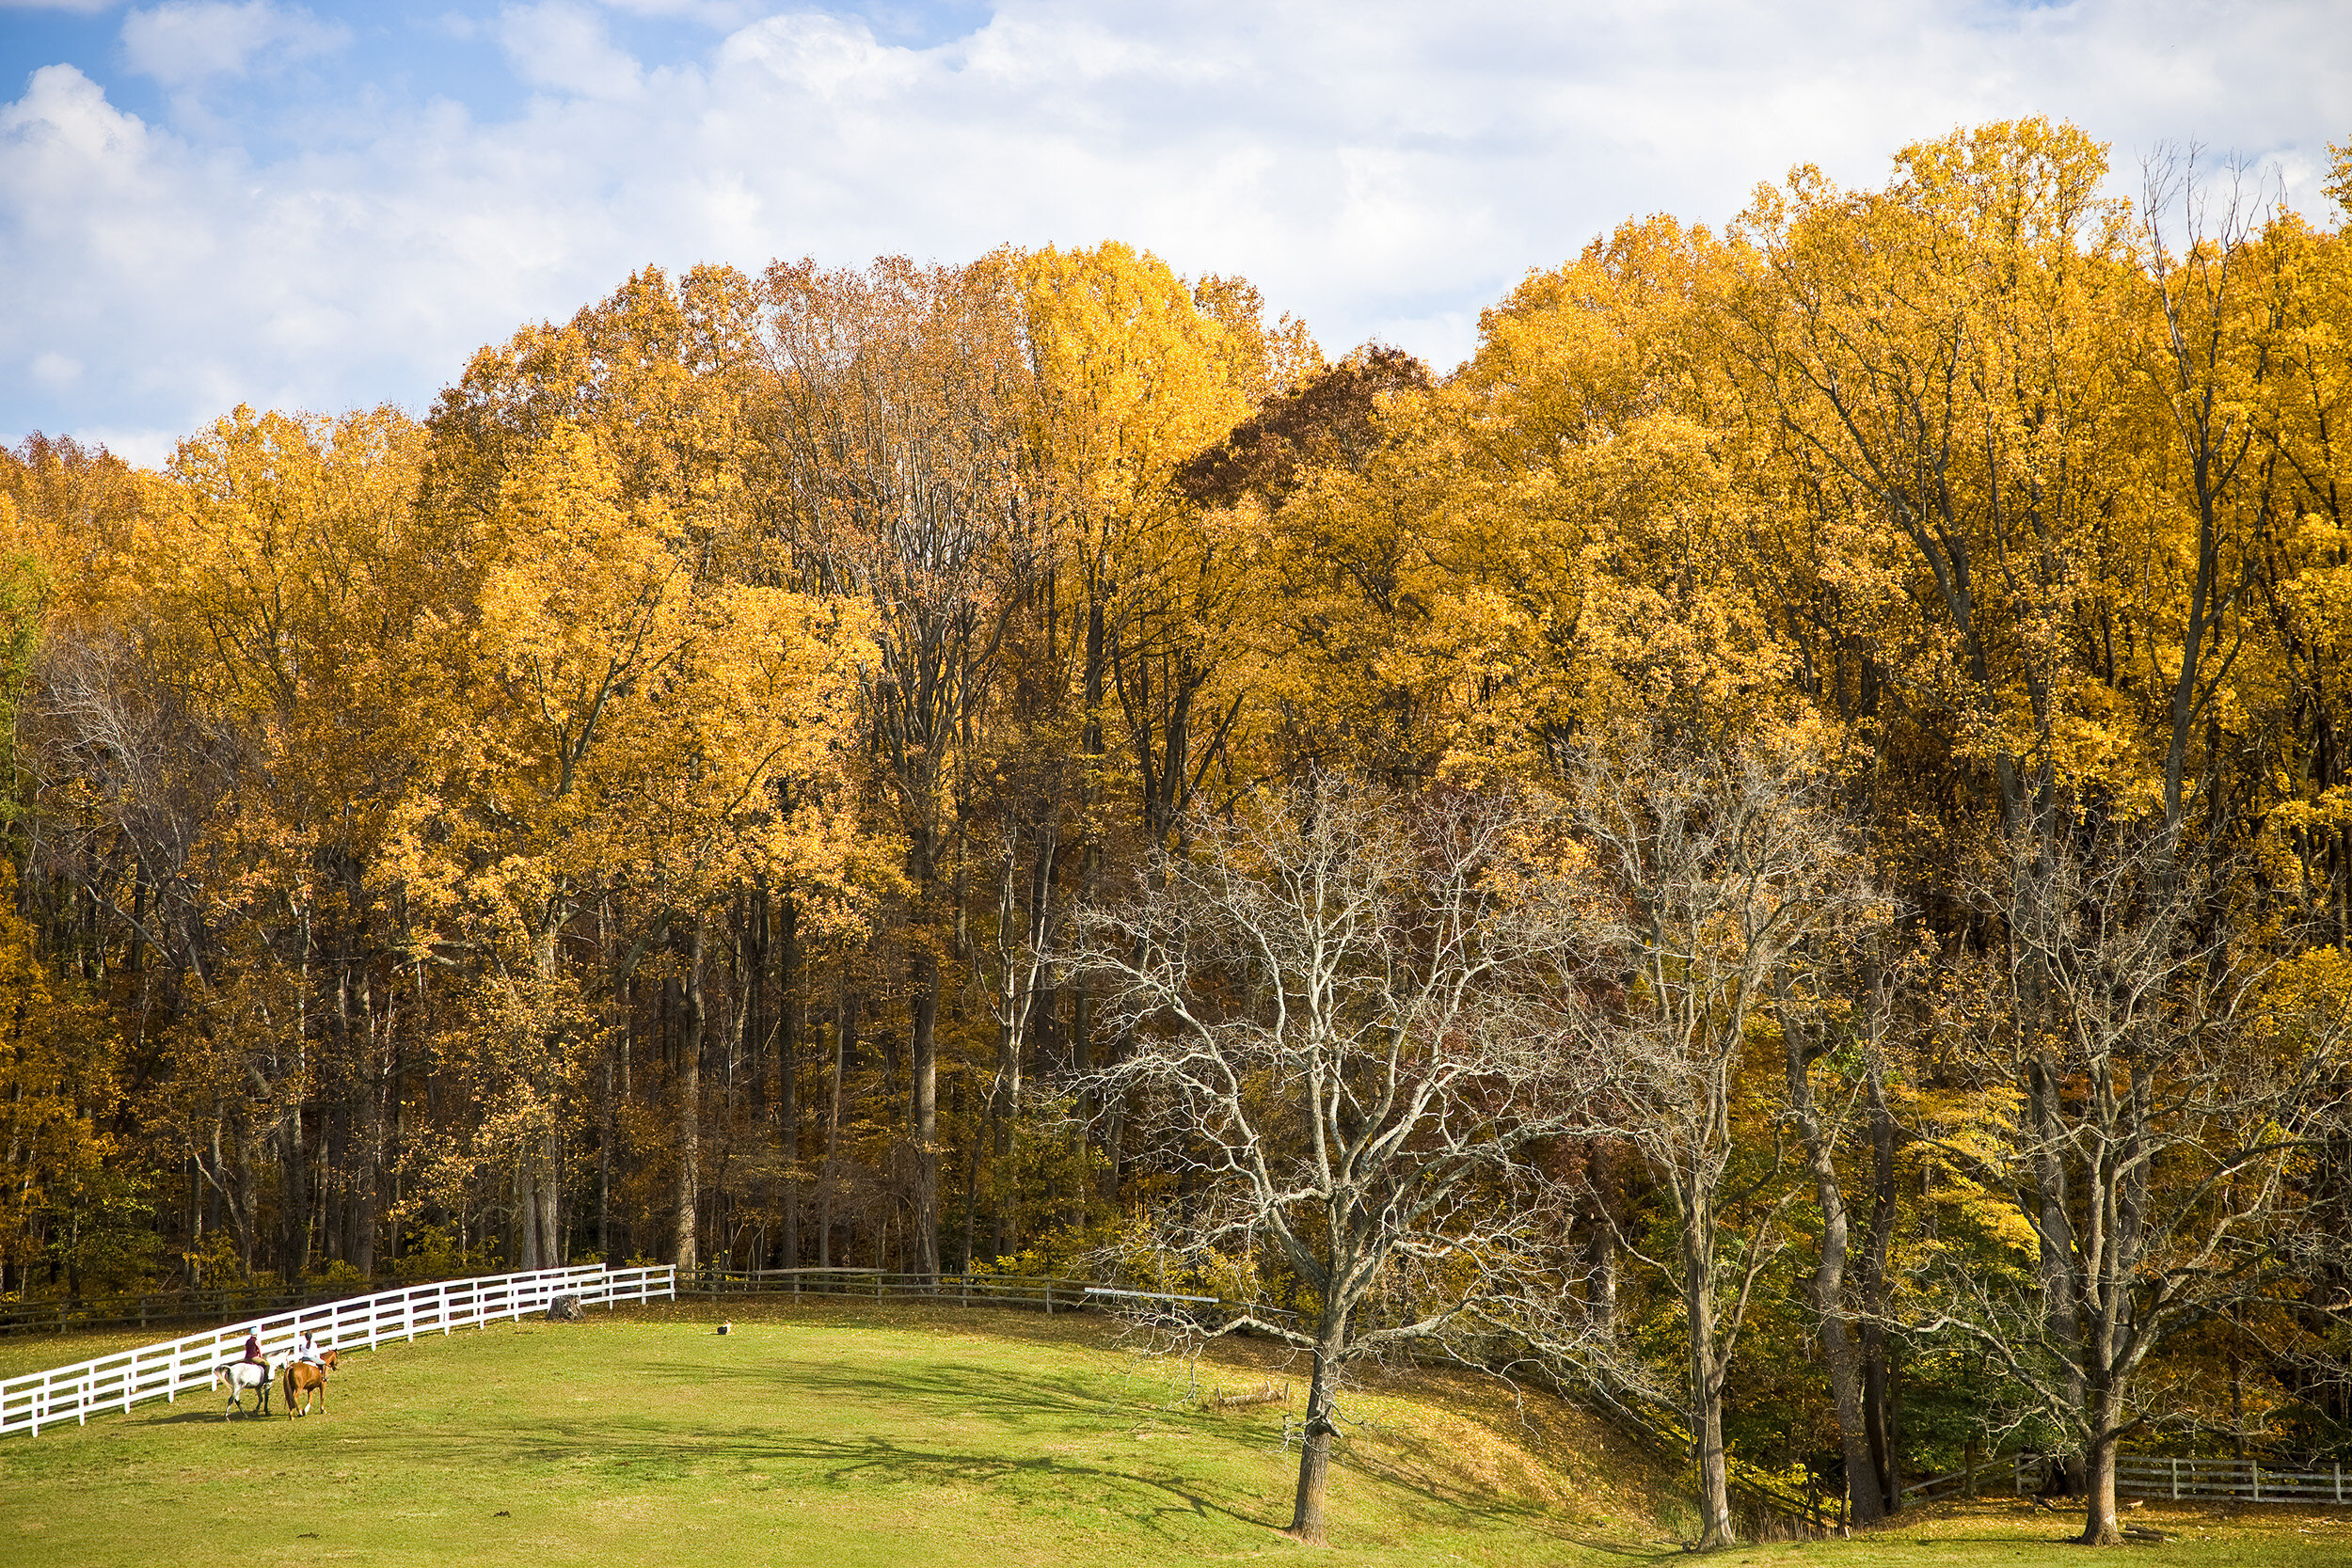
[1,0,2346,465]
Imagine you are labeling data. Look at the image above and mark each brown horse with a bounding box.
[281,1349,340,1418]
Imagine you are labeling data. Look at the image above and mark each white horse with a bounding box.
[213,1357,280,1419]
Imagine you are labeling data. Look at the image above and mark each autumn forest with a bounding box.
[6,119,2352,1544]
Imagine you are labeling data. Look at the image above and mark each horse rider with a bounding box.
[240,1326,265,1369]
[294,1328,325,1369]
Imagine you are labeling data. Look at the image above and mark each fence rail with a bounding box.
[0,1281,407,1338]
[1903,1451,2352,1507]
[1900,1454,2013,1504]
[2112,1455,2350,1504]
[0,1263,675,1439]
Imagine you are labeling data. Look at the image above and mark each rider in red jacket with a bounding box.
[240,1328,263,1366]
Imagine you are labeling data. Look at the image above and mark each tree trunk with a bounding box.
[352,977,389,1277]
[516,1163,540,1270]
[1784,1022,1885,1525]
[1684,1221,1737,1549]
[280,1102,308,1279]
[778,895,801,1270]
[675,912,706,1270]
[232,1119,258,1279]
[989,834,1043,1263]
[536,1132,562,1265]
[910,943,940,1280]
[818,992,851,1270]
[1287,1335,1344,1544]
[2028,1051,2086,1497]
[1860,1055,1901,1514]
[598,1037,614,1262]
[1067,979,1093,1232]
[2080,1421,2122,1546]
[954,1072,977,1272]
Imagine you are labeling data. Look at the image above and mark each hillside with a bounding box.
[3,1301,2349,1566]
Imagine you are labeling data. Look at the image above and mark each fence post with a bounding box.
[2252,1462,2261,1503]
[2172,1458,2180,1501]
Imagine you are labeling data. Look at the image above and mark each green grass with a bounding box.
[1,1299,2346,1566]
[0,1323,172,1382]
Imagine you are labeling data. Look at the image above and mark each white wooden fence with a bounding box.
[2110,1454,2351,1505]
[0,1263,675,1439]
[1904,1449,2352,1507]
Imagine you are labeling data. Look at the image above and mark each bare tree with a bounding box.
[1923,826,2352,1545]
[1551,734,1881,1549]
[1774,931,1910,1523]
[1067,774,1581,1545]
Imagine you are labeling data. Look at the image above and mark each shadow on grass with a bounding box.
[340,1423,1282,1542]
[1342,1440,1568,1531]
[627,1355,1129,1424]
[1556,1541,1684,1560]
[137,1406,284,1426]
[506,1352,1652,1553]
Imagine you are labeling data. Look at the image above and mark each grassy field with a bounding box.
[3,1298,2349,1566]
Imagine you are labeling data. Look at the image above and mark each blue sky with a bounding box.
[3,0,2346,462]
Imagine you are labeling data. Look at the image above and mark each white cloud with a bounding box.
[29,352,83,386]
[599,0,766,24]
[119,1,349,87]
[498,2,645,99]
[4,0,2350,454]
[70,426,188,466]
[720,12,922,100]
[0,62,151,167]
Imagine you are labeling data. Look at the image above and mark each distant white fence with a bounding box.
[1904,1449,2352,1507]
[2111,1454,2351,1505]
[0,1263,675,1438]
